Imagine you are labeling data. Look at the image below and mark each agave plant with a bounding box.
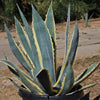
[81,12,89,27]
[0,2,99,96]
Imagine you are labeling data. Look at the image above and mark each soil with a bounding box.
[0,18,100,100]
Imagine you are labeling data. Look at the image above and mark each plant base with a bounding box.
[19,85,84,100]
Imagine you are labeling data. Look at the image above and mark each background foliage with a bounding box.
[0,0,100,29]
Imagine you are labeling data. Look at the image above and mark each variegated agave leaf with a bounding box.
[15,17,35,69]
[16,4,42,77]
[74,62,100,86]
[31,4,55,85]
[17,70,45,95]
[4,25,31,72]
[0,60,32,81]
[63,3,70,65]
[56,62,74,95]
[68,83,96,95]
[45,1,57,79]
[53,11,78,96]
[0,76,31,93]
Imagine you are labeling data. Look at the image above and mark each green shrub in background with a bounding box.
[83,0,100,18]
[53,1,67,23]
[0,0,100,30]
[34,0,51,20]
[0,0,18,30]
[71,1,88,20]
[60,0,89,20]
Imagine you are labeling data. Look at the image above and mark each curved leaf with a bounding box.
[74,62,100,86]
[68,83,96,95]
[0,59,47,95]
[0,60,33,81]
[0,76,31,93]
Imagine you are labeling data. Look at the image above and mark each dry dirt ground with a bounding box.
[0,19,100,100]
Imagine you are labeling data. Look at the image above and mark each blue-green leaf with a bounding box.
[45,2,56,78]
[45,2,56,43]
[0,76,30,93]
[15,17,35,69]
[56,21,78,94]
[17,70,44,95]
[32,4,55,85]
[63,4,70,65]
[67,22,79,65]
[69,83,96,95]
[17,4,42,76]
[4,24,31,72]
[0,59,47,95]
[53,22,78,91]
[56,62,74,95]
[0,60,33,81]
